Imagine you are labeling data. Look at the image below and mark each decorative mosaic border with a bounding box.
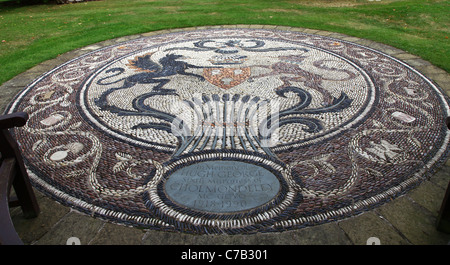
[4,26,450,235]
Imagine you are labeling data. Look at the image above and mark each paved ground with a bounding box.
[3,25,450,245]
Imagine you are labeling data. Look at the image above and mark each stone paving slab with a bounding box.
[9,190,70,244]
[34,211,105,245]
[3,25,450,245]
[338,212,409,245]
[90,222,145,245]
[408,180,448,215]
[376,196,449,245]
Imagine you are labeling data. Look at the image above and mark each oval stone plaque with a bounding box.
[164,161,281,213]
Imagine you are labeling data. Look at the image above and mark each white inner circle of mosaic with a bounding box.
[80,38,375,151]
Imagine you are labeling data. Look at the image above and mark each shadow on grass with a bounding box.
[0,0,100,8]
[0,0,53,8]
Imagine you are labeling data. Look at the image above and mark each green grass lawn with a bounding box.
[0,0,449,86]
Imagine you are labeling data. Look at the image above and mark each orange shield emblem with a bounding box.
[203,68,251,90]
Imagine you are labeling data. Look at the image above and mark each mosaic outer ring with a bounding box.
[5,28,450,234]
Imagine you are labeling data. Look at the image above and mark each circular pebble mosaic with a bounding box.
[6,28,450,234]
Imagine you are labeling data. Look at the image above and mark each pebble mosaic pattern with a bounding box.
[5,29,450,234]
